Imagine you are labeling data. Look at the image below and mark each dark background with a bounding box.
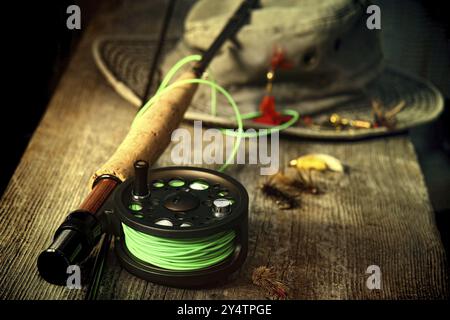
[1,0,101,195]
[1,0,449,251]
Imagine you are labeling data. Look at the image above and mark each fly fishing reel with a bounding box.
[107,162,248,287]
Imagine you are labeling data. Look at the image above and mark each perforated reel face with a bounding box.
[113,167,248,238]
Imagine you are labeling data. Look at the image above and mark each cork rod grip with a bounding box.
[90,71,198,186]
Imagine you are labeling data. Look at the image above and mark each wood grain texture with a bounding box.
[0,0,448,300]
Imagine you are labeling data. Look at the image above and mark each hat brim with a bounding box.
[93,35,444,140]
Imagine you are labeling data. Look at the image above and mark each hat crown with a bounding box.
[187,0,364,32]
[180,0,383,96]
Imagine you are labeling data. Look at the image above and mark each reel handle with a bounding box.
[132,160,150,199]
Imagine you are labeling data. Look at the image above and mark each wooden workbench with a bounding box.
[0,0,448,300]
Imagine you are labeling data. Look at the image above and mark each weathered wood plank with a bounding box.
[94,134,449,300]
[0,0,448,300]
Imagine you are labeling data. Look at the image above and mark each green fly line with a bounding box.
[133,54,300,172]
[123,226,236,271]
[123,55,299,271]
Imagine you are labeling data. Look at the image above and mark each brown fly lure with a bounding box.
[260,182,299,210]
[252,266,289,300]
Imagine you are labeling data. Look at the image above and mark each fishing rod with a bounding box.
[141,0,177,103]
[37,0,259,286]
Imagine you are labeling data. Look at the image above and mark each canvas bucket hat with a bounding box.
[93,0,443,139]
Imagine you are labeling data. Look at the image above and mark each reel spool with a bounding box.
[109,162,248,287]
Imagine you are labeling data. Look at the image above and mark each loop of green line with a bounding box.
[133,54,300,172]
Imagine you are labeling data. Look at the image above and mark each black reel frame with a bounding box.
[109,167,249,288]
